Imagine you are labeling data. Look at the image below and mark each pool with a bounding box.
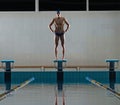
[0,71,120,84]
[0,84,120,105]
[0,70,120,105]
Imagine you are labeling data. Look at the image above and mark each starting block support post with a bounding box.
[54,60,67,92]
[105,59,119,89]
[1,60,15,90]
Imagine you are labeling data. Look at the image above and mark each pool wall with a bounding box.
[0,71,120,84]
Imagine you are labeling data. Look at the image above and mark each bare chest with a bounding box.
[54,18,64,25]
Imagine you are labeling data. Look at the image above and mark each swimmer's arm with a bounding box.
[64,18,70,32]
[49,19,55,32]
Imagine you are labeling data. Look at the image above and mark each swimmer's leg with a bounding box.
[60,35,65,59]
[55,90,58,105]
[62,91,65,105]
[55,36,59,59]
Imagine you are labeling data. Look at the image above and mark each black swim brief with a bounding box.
[55,32,64,36]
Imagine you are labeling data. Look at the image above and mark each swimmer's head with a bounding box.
[56,10,60,14]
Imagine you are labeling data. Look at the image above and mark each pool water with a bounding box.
[0,84,120,105]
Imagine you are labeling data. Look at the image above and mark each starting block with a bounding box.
[53,59,67,72]
[1,60,15,90]
[105,59,119,90]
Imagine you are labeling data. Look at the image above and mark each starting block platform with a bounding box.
[105,59,119,63]
[53,59,67,72]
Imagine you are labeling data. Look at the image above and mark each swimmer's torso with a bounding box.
[54,17,65,33]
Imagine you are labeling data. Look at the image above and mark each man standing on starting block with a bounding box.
[49,10,70,60]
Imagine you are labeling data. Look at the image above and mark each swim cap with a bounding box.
[57,10,60,14]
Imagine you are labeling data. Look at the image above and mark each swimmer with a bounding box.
[49,10,70,60]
